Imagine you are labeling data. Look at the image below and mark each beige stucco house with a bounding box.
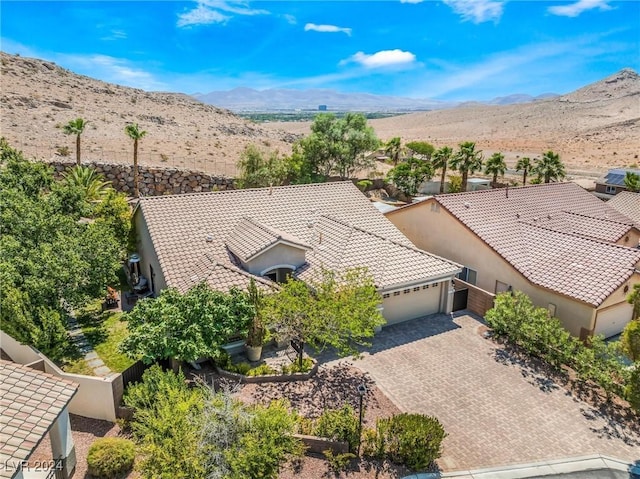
[132,182,461,326]
[386,183,640,338]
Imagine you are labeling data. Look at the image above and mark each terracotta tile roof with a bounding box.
[607,191,640,227]
[433,183,640,306]
[138,182,460,293]
[225,217,311,263]
[0,361,78,479]
[296,215,460,289]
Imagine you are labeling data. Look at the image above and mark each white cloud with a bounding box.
[101,29,127,41]
[341,49,417,69]
[547,0,612,17]
[283,14,297,25]
[400,0,424,3]
[304,23,352,36]
[177,1,269,27]
[443,0,505,23]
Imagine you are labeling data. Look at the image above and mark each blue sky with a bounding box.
[1,1,638,101]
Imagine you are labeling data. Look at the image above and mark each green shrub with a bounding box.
[87,437,135,478]
[323,449,356,474]
[215,349,233,370]
[246,363,277,376]
[620,319,640,362]
[314,405,360,453]
[626,366,640,412]
[229,362,252,375]
[282,357,314,374]
[361,426,385,459]
[376,414,446,471]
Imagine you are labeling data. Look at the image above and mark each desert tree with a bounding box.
[432,146,453,194]
[62,118,88,165]
[406,141,435,161]
[297,113,379,179]
[484,152,507,185]
[449,141,483,192]
[124,123,147,197]
[515,157,533,186]
[387,156,433,198]
[534,150,565,183]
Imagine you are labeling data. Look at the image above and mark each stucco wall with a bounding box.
[243,243,307,276]
[134,208,167,296]
[386,201,597,336]
[381,283,442,325]
[48,160,235,196]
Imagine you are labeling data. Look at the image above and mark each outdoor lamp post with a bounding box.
[356,382,367,456]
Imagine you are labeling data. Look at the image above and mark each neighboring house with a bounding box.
[133,182,461,326]
[386,183,640,338]
[0,359,78,479]
[594,167,640,198]
[607,191,640,230]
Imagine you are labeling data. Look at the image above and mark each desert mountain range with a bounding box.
[1,51,638,177]
[194,87,556,112]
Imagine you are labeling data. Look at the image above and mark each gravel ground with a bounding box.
[28,414,137,478]
[235,362,413,479]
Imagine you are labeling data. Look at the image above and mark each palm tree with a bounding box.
[385,137,402,165]
[432,146,453,194]
[62,165,113,202]
[124,123,147,198]
[450,141,483,192]
[515,157,533,186]
[62,118,88,165]
[535,150,565,183]
[484,152,507,185]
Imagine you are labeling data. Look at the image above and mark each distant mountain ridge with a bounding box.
[193,87,559,112]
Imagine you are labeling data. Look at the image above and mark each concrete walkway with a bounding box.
[323,312,640,472]
[66,311,112,377]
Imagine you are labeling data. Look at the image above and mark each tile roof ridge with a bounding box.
[560,209,633,226]
[434,181,575,201]
[202,253,277,288]
[238,216,311,248]
[519,221,640,252]
[137,181,357,202]
[319,214,461,268]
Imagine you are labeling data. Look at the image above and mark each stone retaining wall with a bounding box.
[47,160,235,196]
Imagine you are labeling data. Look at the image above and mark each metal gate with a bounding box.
[453,288,468,312]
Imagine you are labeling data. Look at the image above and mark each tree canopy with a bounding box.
[387,156,433,198]
[624,171,640,192]
[450,141,483,192]
[534,150,565,183]
[262,267,385,361]
[432,146,453,194]
[0,139,130,360]
[484,152,507,184]
[515,157,533,186]
[296,113,379,179]
[62,118,88,165]
[235,144,289,189]
[120,282,255,364]
[405,141,435,160]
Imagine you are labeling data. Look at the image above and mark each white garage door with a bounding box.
[381,284,442,326]
[594,302,632,338]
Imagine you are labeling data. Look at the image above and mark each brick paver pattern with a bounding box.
[324,313,640,472]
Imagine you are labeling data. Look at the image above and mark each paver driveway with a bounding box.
[323,313,640,472]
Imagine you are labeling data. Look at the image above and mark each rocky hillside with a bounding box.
[267,69,640,174]
[0,52,297,175]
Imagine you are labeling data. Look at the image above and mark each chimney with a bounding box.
[268,183,273,195]
[506,184,509,198]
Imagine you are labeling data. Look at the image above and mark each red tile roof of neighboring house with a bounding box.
[419,183,640,306]
[607,191,640,227]
[0,360,78,479]
[137,182,461,293]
